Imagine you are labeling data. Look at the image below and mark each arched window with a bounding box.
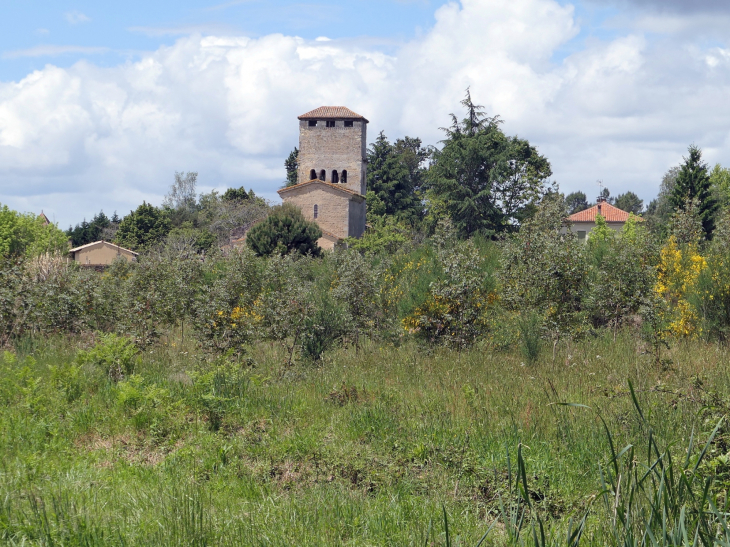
[319,170,325,181]
[341,170,347,184]
[309,169,316,181]
[314,204,318,219]
[332,170,339,184]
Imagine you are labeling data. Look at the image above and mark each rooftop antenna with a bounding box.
[596,180,606,202]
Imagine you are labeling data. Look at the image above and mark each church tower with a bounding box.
[278,106,369,250]
[296,106,368,195]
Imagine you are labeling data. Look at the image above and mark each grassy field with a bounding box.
[1,331,729,545]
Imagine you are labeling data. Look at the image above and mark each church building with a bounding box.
[277,106,368,250]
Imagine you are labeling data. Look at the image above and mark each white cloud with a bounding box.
[65,11,91,24]
[2,0,730,227]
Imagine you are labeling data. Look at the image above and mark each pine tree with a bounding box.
[670,145,717,239]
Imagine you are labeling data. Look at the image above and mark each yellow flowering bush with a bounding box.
[655,236,706,337]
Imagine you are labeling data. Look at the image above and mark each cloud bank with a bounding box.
[1,0,730,227]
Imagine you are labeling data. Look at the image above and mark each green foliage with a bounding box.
[66,210,116,247]
[284,147,299,187]
[0,204,68,257]
[669,197,703,246]
[586,213,613,247]
[345,217,411,255]
[403,221,496,347]
[166,222,216,252]
[613,190,643,214]
[193,248,264,355]
[584,214,657,331]
[426,89,552,238]
[246,203,322,257]
[710,162,730,210]
[564,191,589,214]
[500,194,587,345]
[300,293,347,361]
[115,201,171,251]
[366,132,427,225]
[517,311,542,364]
[221,186,255,202]
[670,145,718,239]
[77,333,138,380]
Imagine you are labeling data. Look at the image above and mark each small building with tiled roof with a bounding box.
[566,197,643,241]
[69,240,138,266]
[280,106,368,250]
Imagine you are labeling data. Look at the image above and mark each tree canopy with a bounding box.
[115,202,171,251]
[366,132,427,225]
[670,145,717,239]
[246,203,321,257]
[565,191,589,214]
[67,211,118,247]
[0,205,68,257]
[614,191,644,215]
[426,89,552,238]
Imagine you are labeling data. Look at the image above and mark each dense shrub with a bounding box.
[246,203,321,257]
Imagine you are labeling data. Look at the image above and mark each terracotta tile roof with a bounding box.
[298,106,368,123]
[278,179,365,200]
[567,202,644,223]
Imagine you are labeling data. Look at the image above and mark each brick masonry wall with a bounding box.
[297,119,368,195]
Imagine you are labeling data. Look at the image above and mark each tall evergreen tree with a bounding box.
[284,147,299,187]
[670,145,717,239]
[426,89,552,237]
[366,132,426,225]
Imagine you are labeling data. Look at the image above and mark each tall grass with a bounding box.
[1,332,729,544]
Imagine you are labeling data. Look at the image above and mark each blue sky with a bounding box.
[0,1,453,80]
[1,0,730,227]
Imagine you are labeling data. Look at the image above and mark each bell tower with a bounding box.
[296,106,369,195]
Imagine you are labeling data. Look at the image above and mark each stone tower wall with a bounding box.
[297,119,367,195]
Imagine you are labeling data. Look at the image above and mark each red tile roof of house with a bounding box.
[298,106,368,122]
[567,202,643,223]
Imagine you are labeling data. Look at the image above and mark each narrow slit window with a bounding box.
[314,204,318,219]
[341,170,347,184]
[308,120,317,127]
[309,169,316,180]
[326,120,336,128]
[319,170,326,181]
[332,170,339,184]
[344,120,353,127]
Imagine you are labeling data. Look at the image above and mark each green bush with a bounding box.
[77,333,138,381]
[246,203,321,257]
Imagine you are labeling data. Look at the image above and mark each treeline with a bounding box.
[64,172,269,252]
[2,91,730,361]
